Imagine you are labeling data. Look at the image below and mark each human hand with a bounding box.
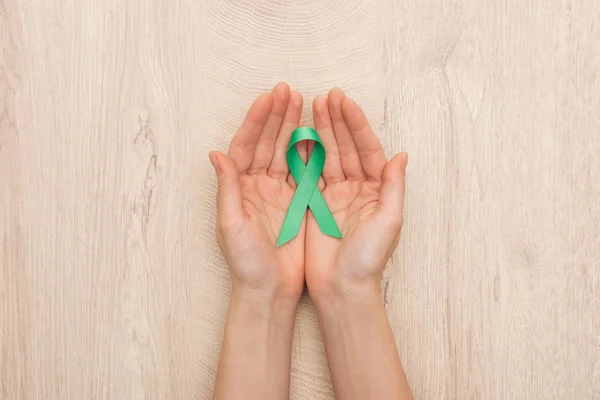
[211,86,411,399]
[210,82,306,303]
[305,88,408,302]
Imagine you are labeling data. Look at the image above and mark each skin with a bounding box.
[307,89,413,400]
[211,82,413,400]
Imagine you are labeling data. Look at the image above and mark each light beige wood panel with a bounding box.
[1,0,599,399]
[387,1,600,399]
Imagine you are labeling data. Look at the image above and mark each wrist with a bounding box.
[309,275,383,309]
[311,279,384,322]
[216,281,298,400]
[309,277,410,400]
[229,285,299,322]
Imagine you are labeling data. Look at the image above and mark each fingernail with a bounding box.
[209,151,219,170]
[290,91,303,107]
[401,152,408,164]
[342,98,360,117]
[273,81,289,93]
[314,96,327,112]
[344,97,357,107]
[399,152,408,172]
[330,87,345,96]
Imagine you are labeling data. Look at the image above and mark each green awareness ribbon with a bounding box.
[277,127,342,247]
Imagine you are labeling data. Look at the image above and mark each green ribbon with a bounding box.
[277,127,342,247]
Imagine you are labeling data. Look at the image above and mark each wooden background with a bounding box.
[1,1,599,398]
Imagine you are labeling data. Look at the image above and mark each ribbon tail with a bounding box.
[277,192,310,247]
[276,230,296,247]
[309,191,343,239]
[277,209,303,247]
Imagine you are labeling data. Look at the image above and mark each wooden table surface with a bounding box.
[1,1,599,398]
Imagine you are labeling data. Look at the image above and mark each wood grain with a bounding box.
[1,0,599,398]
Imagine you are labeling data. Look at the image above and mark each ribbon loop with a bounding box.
[276,127,342,247]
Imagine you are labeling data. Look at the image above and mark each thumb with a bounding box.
[209,151,244,222]
[377,152,408,226]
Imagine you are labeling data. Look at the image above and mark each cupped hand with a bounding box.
[210,82,307,301]
[305,88,408,301]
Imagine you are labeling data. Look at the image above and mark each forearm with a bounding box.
[213,288,298,400]
[314,283,413,400]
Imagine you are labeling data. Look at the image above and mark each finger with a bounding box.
[313,96,345,185]
[228,93,273,173]
[377,152,408,228]
[249,82,290,174]
[341,97,387,180]
[268,90,303,179]
[287,140,308,188]
[209,151,244,223]
[327,88,366,180]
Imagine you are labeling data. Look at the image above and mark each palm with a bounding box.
[304,89,406,298]
[237,173,305,294]
[212,85,406,301]
[306,180,386,293]
[212,83,306,299]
